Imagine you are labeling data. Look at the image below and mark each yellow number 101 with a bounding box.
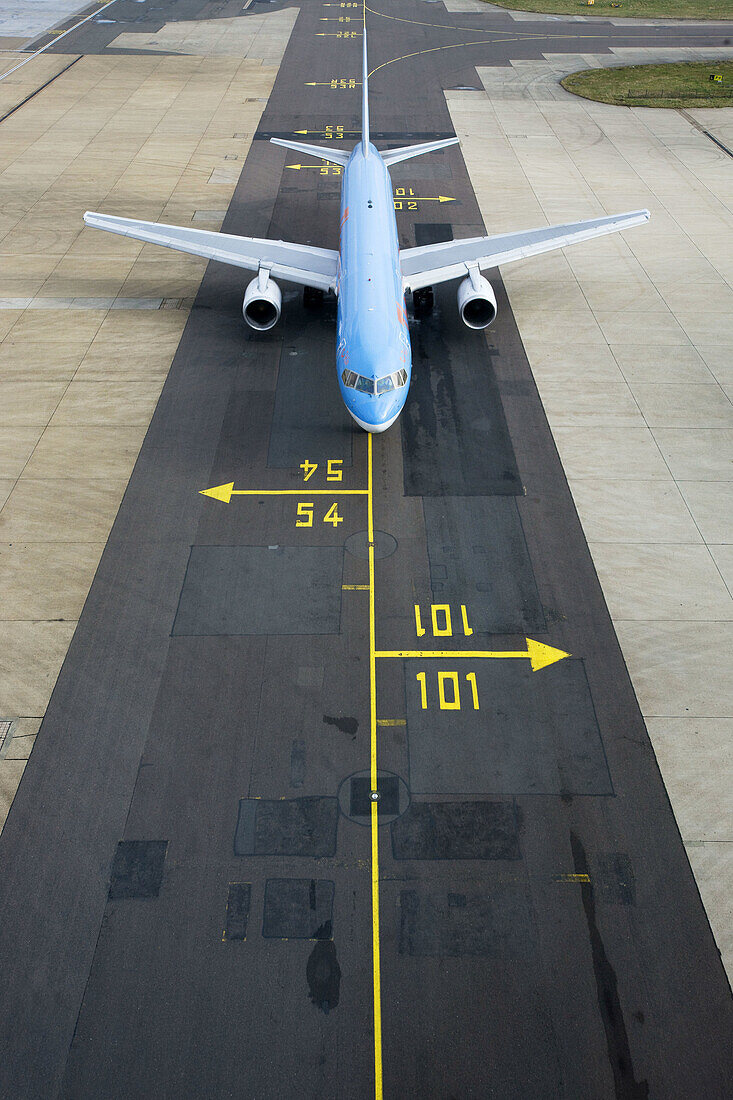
[415,671,479,711]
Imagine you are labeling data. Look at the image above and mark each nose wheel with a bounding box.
[412,286,434,318]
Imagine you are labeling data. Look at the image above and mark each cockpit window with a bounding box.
[377,368,408,393]
[342,367,408,395]
[355,374,374,394]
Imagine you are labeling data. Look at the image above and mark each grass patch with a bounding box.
[560,60,733,108]
[484,0,733,18]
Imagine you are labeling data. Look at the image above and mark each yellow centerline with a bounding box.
[231,488,368,495]
[367,432,383,1100]
[376,649,529,658]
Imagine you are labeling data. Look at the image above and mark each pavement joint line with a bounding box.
[679,109,733,160]
[0,56,81,124]
[0,0,122,83]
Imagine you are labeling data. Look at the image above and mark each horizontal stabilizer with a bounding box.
[381,137,459,167]
[83,212,339,291]
[269,138,351,167]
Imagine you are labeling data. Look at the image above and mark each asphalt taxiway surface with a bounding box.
[0,0,732,1096]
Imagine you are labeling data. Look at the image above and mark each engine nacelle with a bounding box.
[243,269,281,331]
[457,270,497,330]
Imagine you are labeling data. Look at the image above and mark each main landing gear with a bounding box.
[304,286,324,309]
[412,286,434,318]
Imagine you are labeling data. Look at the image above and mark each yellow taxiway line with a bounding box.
[199,481,367,503]
[375,638,570,672]
[367,431,384,1100]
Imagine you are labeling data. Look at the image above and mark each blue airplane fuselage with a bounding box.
[336,143,411,432]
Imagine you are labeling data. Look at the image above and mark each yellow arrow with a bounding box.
[286,163,342,170]
[374,638,570,672]
[394,195,456,204]
[200,482,368,503]
[293,129,358,136]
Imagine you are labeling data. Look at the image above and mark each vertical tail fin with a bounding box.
[361,20,369,157]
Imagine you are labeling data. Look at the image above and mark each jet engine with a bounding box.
[243,268,282,331]
[457,269,497,330]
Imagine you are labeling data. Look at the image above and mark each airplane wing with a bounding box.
[400,209,650,292]
[83,212,339,292]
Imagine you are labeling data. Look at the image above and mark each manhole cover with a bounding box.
[338,770,410,826]
[344,530,397,560]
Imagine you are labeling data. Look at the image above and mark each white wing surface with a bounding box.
[269,138,351,167]
[380,137,459,167]
[83,212,339,292]
[400,209,650,292]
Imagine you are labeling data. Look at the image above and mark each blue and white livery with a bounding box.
[83,28,649,433]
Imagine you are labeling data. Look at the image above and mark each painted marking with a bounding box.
[367,432,383,1100]
[375,639,571,672]
[293,129,358,136]
[199,482,367,503]
[287,163,343,172]
[316,31,362,36]
[376,718,406,727]
[343,584,370,590]
[556,873,592,883]
[394,194,456,204]
[305,79,360,88]
[414,602,473,637]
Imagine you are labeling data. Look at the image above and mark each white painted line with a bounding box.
[0,0,122,84]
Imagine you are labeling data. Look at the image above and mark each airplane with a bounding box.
[83,28,650,433]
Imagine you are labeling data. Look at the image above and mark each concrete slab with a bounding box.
[449,47,733,982]
[0,42,293,764]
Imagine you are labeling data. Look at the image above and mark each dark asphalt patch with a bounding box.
[172,546,344,635]
[108,841,168,900]
[404,658,612,796]
[263,879,335,938]
[414,223,454,246]
[290,739,306,788]
[224,883,251,941]
[338,770,411,825]
[350,775,400,816]
[234,797,339,857]
[267,313,353,468]
[391,801,520,860]
[401,283,522,497]
[596,853,636,907]
[398,886,534,957]
[423,496,545,634]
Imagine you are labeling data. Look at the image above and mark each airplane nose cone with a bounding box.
[348,408,401,433]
